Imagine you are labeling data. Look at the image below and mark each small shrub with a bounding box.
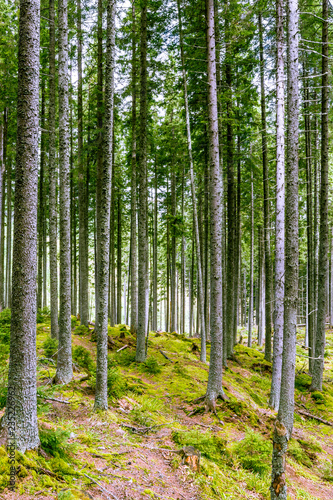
[0,308,11,344]
[107,368,127,399]
[37,307,51,323]
[71,315,78,329]
[43,337,58,359]
[172,429,227,465]
[311,391,326,404]
[233,428,271,476]
[288,439,312,468]
[323,460,333,482]
[142,357,161,375]
[116,349,136,367]
[74,324,89,336]
[172,361,190,378]
[72,346,95,375]
[295,373,312,392]
[39,428,74,460]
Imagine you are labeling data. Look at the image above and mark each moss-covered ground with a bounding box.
[0,311,333,499]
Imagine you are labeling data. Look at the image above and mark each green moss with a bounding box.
[74,325,89,336]
[295,373,312,392]
[0,308,11,344]
[311,391,326,404]
[172,429,227,464]
[142,357,161,375]
[43,336,58,358]
[233,428,271,476]
[39,428,75,460]
[288,439,313,468]
[37,307,51,323]
[72,346,95,375]
[71,315,78,329]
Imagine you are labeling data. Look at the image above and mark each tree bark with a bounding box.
[205,0,226,409]
[94,0,115,410]
[49,0,59,339]
[130,0,138,335]
[136,0,149,362]
[270,0,299,494]
[37,78,46,310]
[1,0,40,452]
[310,0,328,392]
[248,169,254,347]
[77,0,89,327]
[269,0,285,410]
[55,0,73,384]
[258,12,273,362]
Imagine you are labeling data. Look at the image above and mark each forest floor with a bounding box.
[0,313,333,499]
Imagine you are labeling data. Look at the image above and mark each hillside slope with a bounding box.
[0,312,333,499]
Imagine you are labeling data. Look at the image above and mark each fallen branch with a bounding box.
[159,350,173,362]
[84,473,118,500]
[37,394,70,404]
[297,408,333,427]
[116,345,128,353]
[121,421,174,434]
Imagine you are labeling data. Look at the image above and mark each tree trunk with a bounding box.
[270,0,285,410]
[136,0,149,362]
[78,0,89,327]
[152,160,158,331]
[55,0,73,384]
[94,0,115,410]
[205,0,226,409]
[6,158,12,309]
[248,169,254,347]
[270,0,299,494]
[117,192,122,323]
[1,0,40,452]
[49,0,59,339]
[38,78,46,310]
[0,121,3,312]
[258,12,273,362]
[310,0,328,392]
[130,0,137,335]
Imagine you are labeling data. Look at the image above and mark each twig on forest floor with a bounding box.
[121,421,175,434]
[84,473,119,500]
[116,345,128,352]
[296,407,333,426]
[37,394,70,404]
[159,350,173,362]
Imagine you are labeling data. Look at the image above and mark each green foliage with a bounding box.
[37,307,51,323]
[107,368,127,399]
[72,346,95,375]
[74,324,89,336]
[0,308,11,344]
[295,373,312,392]
[233,429,272,476]
[71,315,78,329]
[43,337,58,359]
[311,391,326,404]
[288,440,313,468]
[172,429,227,464]
[322,460,333,482]
[142,357,161,375]
[115,349,136,366]
[39,428,74,460]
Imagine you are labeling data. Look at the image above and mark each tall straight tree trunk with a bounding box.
[310,0,328,392]
[181,169,186,334]
[270,0,299,494]
[109,150,116,326]
[258,227,265,346]
[0,0,40,452]
[258,12,273,362]
[130,0,138,335]
[170,141,177,333]
[38,78,46,310]
[77,0,89,327]
[117,192,122,323]
[55,0,73,384]
[6,160,12,308]
[166,188,170,331]
[205,0,226,409]
[94,0,115,410]
[0,122,2,312]
[153,161,158,331]
[248,169,254,347]
[136,0,149,362]
[0,110,6,311]
[270,0,285,410]
[225,9,235,359]
[49,0,59,339]
[177,0,206,359]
